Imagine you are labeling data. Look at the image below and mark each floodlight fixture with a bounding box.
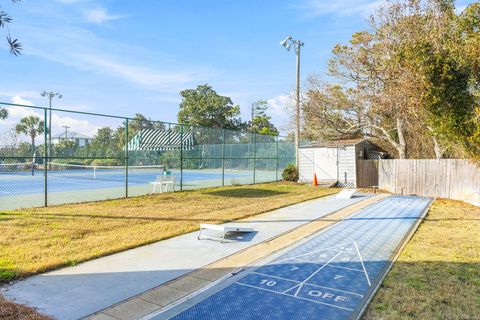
[280,36,292,50]
[40,91,63,160]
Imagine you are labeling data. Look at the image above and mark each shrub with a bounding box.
[282,164,298,182]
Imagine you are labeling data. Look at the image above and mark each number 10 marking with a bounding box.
[260,279,276,287]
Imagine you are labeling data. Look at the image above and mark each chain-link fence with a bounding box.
[0,102,295,210]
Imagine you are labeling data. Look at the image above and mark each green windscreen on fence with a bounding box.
[0,103,296,210]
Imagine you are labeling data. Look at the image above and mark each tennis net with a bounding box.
[0,162,37,175]
[47,163,165,182]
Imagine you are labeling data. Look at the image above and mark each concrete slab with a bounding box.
[87,313,119,320]
[191,267,236,282]
[138,287,186,307]
[103,298,159,320]
[2,193,371,320]
[166,276,211,293]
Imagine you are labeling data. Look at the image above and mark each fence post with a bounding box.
[253,133,256,184]
[125,118,129,198]
[276,135,279,181]
[222,129,225,186]
[180,125,183,191]
[44,108,48,207]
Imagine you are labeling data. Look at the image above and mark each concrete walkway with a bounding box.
[2,194,371,320]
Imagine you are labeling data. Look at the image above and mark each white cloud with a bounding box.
[265,94,295,134]
[267,94,293,115]
[1,96,99,139]
[18,22,205,94]
[456,0,475,13]
[83,8,125,25]
[50,113,100,137]
[11,96,34,107]
[456,5,467,14]
[1,97,44,144]
[76,54,200,91]
[299,0,384,17]
[0,91,39,100]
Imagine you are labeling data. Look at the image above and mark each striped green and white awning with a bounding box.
[126,129,195,151]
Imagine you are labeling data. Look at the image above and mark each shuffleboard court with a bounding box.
[152,195,432,320]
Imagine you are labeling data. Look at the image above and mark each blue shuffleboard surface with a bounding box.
[154,195,432,320]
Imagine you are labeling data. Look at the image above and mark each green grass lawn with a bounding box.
[0,182,336,282]
[2,184,477,319]
[364,198,480,319]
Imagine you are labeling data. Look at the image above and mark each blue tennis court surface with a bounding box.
[155,195,432,320]
[0,170,241,195]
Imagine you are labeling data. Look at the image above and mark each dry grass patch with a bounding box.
[364,199,480,319]
[0,295,51,320]
[0,296,52,320]
[0,182,336,282]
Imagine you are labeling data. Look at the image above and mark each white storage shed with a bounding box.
[299,139,385,187]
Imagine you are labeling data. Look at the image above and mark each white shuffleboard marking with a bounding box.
[235,282,354,312]
[353,240,371,286]
[272,241,353,264]
[252,272,300,283]
[244,272,365,297]
[291,258,364,273]
[293,251,343,297]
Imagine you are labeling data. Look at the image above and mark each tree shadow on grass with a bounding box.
[203,188,289,198]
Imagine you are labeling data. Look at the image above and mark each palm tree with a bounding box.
[1,0,23,56]
[15,115,45,175]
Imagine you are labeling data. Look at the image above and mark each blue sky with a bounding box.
[0,0,474,138]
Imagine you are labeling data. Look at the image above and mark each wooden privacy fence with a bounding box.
[356,159,480,202]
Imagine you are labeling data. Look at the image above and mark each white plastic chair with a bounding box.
[150,171,175,193]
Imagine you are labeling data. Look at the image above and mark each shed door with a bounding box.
[313,148,338,180]
[337,146,356,187]
[299,148,314,182]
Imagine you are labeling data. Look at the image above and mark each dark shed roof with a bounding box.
[301,138,366,148]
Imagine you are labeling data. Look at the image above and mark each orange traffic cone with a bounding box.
[312,173,318,186]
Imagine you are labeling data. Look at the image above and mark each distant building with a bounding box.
[51,131,93,147]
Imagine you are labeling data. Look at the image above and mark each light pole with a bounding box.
[41,91,62,161]
[280,36,304,171]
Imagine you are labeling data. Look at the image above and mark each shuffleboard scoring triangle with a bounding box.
[273,241,355,264]
[276,241,371,287]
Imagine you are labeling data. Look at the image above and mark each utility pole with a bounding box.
[251,102,255,132]
[62,125,70,140]
[280,36,304,170]
[295,45,301,169]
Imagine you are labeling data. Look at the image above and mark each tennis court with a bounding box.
[152,195,432,320]
[0,103,296,210]
[0,162,262,210]
[0,165,245,196]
